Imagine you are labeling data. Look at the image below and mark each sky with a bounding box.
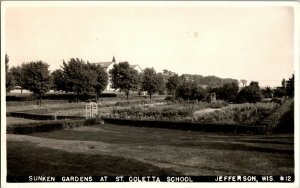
[4,3,295,87]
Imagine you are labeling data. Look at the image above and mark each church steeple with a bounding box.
[112,56,116,63]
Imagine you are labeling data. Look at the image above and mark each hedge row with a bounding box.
[115,99,164,106]
[6,100,71,107]
[7,118,101,134]
[8,112,85,120]
[6,93,117,102]
[103,118,266,134]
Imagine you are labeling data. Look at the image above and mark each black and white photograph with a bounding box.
[1,1,299,188]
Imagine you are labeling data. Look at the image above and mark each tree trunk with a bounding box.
[126,91,129,100]
[39,95,42,106]
[76,91,79,103]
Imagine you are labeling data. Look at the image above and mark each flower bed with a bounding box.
[196,103,279,125]
[109,102,279,126]
[109,101,228,120]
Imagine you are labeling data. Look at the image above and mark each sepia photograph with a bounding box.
[1,1,299,188]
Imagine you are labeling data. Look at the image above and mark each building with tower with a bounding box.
[93,56,143,91]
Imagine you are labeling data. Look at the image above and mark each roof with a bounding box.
[94,61,114,68]
[130,64,143,71]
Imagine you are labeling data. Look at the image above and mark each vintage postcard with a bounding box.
[1,1,299,188]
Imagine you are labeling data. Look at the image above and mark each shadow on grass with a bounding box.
[273,102,294,134]
[7,141,182,178]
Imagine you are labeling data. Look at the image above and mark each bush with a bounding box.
[175,81,208,101]
[236,85,262,103]
[6,95,36,101]
[115,99,164,107]
[8,111,85,120]
[6,93,116,102]
[99,93,117,98]
[7,119,99,134]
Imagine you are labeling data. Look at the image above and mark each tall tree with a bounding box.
[281,78,286,90]
[236,81,262,103]
[175,80,207,101]
[261,86,273,98]
[109,62,139,100]
[156,72,166,95]
[215,82,239,102]
[10,65,24,93]
[51,69,66,92]
[61,58,98,102]
[5,54,15,93]
[21,61,51,105]
[286,74,294,97]
[240,79,247,87]
[88,63,108,100]
[142,68,160,99]
[166,74,180,95]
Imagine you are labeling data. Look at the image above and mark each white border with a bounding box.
[1,1,299,188]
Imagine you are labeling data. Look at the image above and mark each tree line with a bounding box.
[6,54,294,104]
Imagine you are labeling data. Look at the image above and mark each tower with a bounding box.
[112,56,116,63]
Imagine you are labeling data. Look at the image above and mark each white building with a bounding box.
[93,56,143,91]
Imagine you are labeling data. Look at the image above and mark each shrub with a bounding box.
[175,81,208,101]
[7,119,98,134]
[236,84,262,103]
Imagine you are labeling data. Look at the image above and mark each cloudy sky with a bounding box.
[4,2,295,87]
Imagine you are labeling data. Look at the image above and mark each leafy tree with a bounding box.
[51,69,66,92]
[166,74,180,95]
[61,58,97,101]
[281,78,286,90]
[249,81,260,88]
[156,72,166,95]
[10,65,24,93]
[240,79,247,87]
[5,54,15,93]
[175,81,193,100]
[136,72,144,96]
[236,81,262,103]
[286,74,294,97]
[273,87,285,98]
[21,61,51,105]
[142,68,161,99]
[175,80,207,101]
[162,69,175,78]
[261,86,273,98]
[214,82,239,102]
[88,63,108,100]
[109,62,139,100]
[190,83,208,101]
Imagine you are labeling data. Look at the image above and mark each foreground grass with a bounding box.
[7,141,180,176]
[7,124,294,176]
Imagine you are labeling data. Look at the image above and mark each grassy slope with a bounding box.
[7,124,294,176]
[273,101,294,134]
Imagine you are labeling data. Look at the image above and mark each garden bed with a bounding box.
[8,111,85,121]
[7,118,100,135]
[108,101,279,126]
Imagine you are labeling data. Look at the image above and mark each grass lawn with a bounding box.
[7,124,294,176]
[7,141,179,176]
